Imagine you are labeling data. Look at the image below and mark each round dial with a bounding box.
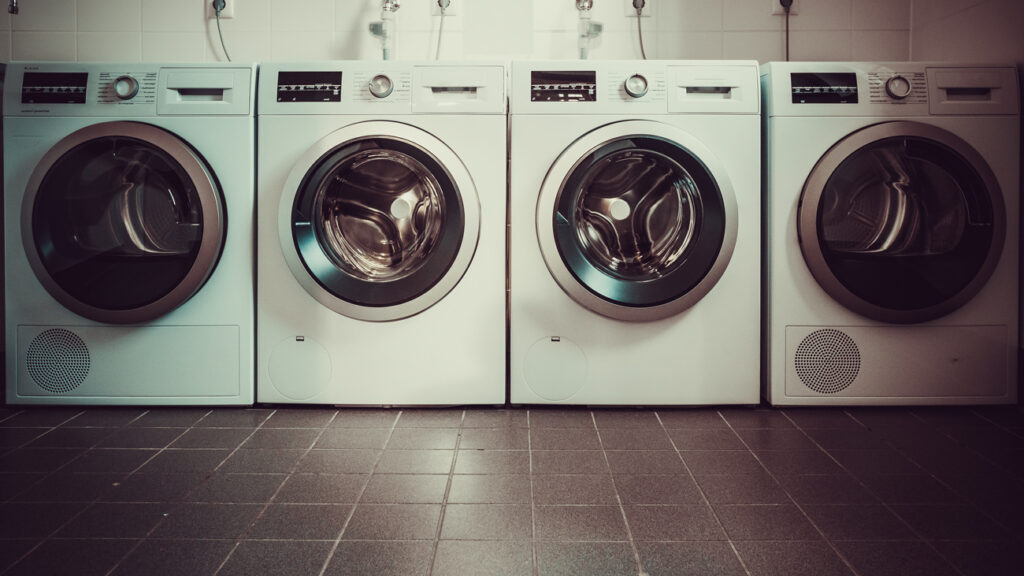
[885,75,913,100]
[369,74,394,99]
[624,74,648,98]
[113,75,139,100]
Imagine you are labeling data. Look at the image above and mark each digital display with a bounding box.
[531,71,596,102]
[277,71,342,102]
[791,72,858,104]
[21,72,88,104]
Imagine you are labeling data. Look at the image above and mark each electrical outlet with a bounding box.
[432,0,455,16]
[625,0,653,17]
[207,0,235,19]
[771,0,800,15]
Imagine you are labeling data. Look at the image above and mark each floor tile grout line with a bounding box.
[527,410,539,576]
[426,409,467,576]
[656,410,753,576]
[772,410,962,576]
[314,409,402,576]
[591,411,648,576]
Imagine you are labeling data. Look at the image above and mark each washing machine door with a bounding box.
[282,121,480,322]
[798,121,1005,323]
[23,121,225,324]
[537,120,738,322]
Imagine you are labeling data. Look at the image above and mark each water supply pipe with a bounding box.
[368,0,401,60]
[575,0,603,60]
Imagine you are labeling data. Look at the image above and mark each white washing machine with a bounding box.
[509,60,761,405]
[257,61,506,405]
[762,62,1020,405]
[3,62,256,405]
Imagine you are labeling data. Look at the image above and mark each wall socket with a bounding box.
[771,0,800,15]
[432,0,456,16]
[207,0,235,19]
[625,0,653,18]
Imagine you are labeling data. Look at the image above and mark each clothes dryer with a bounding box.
[509,60,761,405]
[257,62,506,405]
[762,62,1019,405]
[4,62,256,405]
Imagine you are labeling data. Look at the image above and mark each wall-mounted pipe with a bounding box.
[8,0,18,15]
[576,0,602,60]
[368,0,401,60]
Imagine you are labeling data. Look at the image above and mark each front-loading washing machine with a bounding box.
[509,60,761,405]
[4,62,256,405]
[762,62,1019,405]
[257,61,506,405]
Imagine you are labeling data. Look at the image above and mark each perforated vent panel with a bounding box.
[794,329,860,394]
[25,329,91,394]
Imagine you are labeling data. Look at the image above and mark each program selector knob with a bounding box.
[624,74,648,98]
[885,74,912,100]
[369,74,394,98]
[113,75,139,100]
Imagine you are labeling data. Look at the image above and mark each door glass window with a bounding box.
[33,136,206,311]
[817,136,995,311]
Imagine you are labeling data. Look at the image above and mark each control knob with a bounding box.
[624,74,648,98]
[113,75,139,100]
[369,74,394,98]
[885,74,912,100]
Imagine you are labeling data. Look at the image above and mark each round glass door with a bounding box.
[281,121,480,322]
[23,121,224,324]
[537,121,738,322]
[798,121,1005,323]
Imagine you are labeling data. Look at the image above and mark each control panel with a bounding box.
[790,72,858,104]
[21,72,88,104]
[531,71,597,102]
[277,71,342,102]
[868,71,927,104]
[97,71,157,104]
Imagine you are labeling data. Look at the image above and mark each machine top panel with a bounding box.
[762,61,1020,117]
[510,60,760,115]
[258,61,506,115]
[3,62,256,118]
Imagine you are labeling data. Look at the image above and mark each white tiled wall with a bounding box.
[0,0,911,63]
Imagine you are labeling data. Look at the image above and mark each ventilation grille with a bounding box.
[794,329,860,394]
[25,329,91,394]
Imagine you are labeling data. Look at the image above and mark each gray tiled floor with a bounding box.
[0,405,1023,575]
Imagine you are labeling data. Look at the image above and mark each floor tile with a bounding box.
[0,502,86,538]
[657,410,727,429]
[614,474,704,505]
[56,502,165,538]
[783,408,861,430]
[463,410,529,428]
[13,473,121,502]
[152,502,262,539]
[859,474,962,504]
[0,428,46,449]
[0,539,37,573]
[891,504,1010,540]
[534,505,627,541]
[695,472,791,504]
[714,504,822,540]
[247,504,352,539]
[837,541,960,576]
[386,428,459,450]
[63,449,157,474]
[341,504,441,540]
[624,505,726,541]
[324,540,433,576]
[185,473,287,503]
[273,473,367,504]
[26,427,115,449]
[168,428,252,449]
[137,449,229,474]
[329,409,399,428]
[778,474,879,505]
[194,409,272,428]
[219,540,333,576]
[529,409,594,428]
[599,428,674,450]
[315,428,390,450]
[0,409,83,428]
[64,408,146,428]
[261,409,336,429]
[102,473,207,503]
[934,539,1024,576]
[459,428,529,450]
[440,504,532,540]
[454,450,530,475]
[668,429,746,451]
[395,409,464,428]
[359,474,449,504]
[0,448,84,474]
[0,473,45,502]
[530,428,602,451]
[680,451,764,475]
[297,450,381,474]
[532,450,607,474]
[217,449,305,474]
[754,450,843,475]
[828,449,923,476]
[736,428,817,451]
[535,542,636,576]
[432,540,532,576]
[718,408,795,429]
[637,541,747,576]
[96,428,183,449]
[533,474,617,505]
[806,428,888,450]
[592,410,662,429]
[605,450,686,474]
[735,540,854,576]
[5,538,135,576]
[802,504,917,540]
[128,409,209,428]
[447,474,531,504]
[110,539,234,576]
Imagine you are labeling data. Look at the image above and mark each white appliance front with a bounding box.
[509,60,761,405]
[762,62,1020,405]
[3,62,256,405]
[256,61,505,405]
